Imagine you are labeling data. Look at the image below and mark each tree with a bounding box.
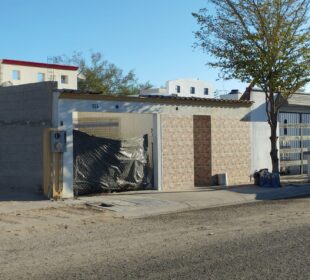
[52,52,152,95]
[193,0,310,175]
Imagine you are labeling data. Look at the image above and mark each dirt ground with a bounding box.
[0,198,309,279]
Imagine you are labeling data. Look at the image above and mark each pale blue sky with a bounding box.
[1,0,307,93]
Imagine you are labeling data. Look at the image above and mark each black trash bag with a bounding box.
[253,169,268,186]
[73,130,151,195]
[253,168,280,188]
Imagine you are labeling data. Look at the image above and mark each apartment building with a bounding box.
[0,59,78,90]
[140,78,214,98]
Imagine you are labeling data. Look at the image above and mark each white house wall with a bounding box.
[58,99,250,118]
[249,90,278,173]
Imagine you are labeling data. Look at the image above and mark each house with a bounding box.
[0,82,251,199]
[241,88,310,175]
[1,80,308,200]
[0,59,78,90]
[140,78,214,98]
[220,89,243,100]
[219,85,310,176]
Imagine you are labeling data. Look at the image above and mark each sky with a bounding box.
[0,0,308,94]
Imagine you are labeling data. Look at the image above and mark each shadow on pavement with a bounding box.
[228,184,310,201]
[0,190,46,202]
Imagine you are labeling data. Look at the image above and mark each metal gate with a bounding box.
[279,112,310,175]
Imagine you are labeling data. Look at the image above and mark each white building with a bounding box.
[220,89,243,100]
[0,59,78,90]
[140,78,214,98]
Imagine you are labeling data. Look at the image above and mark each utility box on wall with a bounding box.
[44,129,65,199]
[50,131,66,153]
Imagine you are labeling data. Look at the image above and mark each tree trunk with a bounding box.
[269,120,279,173]
[266,90,280,174]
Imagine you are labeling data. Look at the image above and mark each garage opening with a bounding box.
[72,112,154,195]
[279,112,310,175]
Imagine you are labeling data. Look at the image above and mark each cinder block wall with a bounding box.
[193,116,212,186]
[161,115,194,191]
[0,127,45,192]
[0,82,55,194]
[211,117,251,185]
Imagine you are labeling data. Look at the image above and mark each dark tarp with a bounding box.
[73,130,152,195]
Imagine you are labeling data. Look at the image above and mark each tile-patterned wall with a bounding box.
[211,117,251,185]
[161,115,195,191]
[161,115,251,190]
[193,116,212,185]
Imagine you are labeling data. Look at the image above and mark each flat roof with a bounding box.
[283,93,310,107]
[59,89,253,107]
[1,59,79,71]
[240,88,310,101]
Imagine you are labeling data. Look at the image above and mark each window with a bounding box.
[38,73,45,82]
[204,88,209,95]
[12,70,21,80]
[284,119,288,135]
[190,86,195,94]
[176,85,181,93]
[61,75,69,84]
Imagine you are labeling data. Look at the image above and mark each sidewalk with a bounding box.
[1,184,310,218]
[78,184,310,218]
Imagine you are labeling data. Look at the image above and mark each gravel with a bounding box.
[0,198,309,280]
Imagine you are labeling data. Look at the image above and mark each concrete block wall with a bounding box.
[211,117,251,185]
[193,116,212,186]
[0,82,55,194]
[0,126,45,193]
[161,115,194,191]
[0,82,55,122]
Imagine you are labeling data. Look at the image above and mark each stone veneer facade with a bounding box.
[211,117,251,185]
[161,115,251,190]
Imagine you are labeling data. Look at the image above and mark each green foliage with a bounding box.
[193,0,310,173]
[52,52,152,95]
[193,0,310,98]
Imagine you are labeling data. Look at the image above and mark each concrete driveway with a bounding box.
[78,184,310,218]
[1,184,310,218]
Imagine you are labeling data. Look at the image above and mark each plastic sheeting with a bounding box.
[73,130,152,195]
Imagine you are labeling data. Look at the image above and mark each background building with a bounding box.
[220,89,243,100]
[140,78,214,98]
[0,59,78,90]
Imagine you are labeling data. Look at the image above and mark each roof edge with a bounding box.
[1,59,79,71]
[59,90,253,107]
